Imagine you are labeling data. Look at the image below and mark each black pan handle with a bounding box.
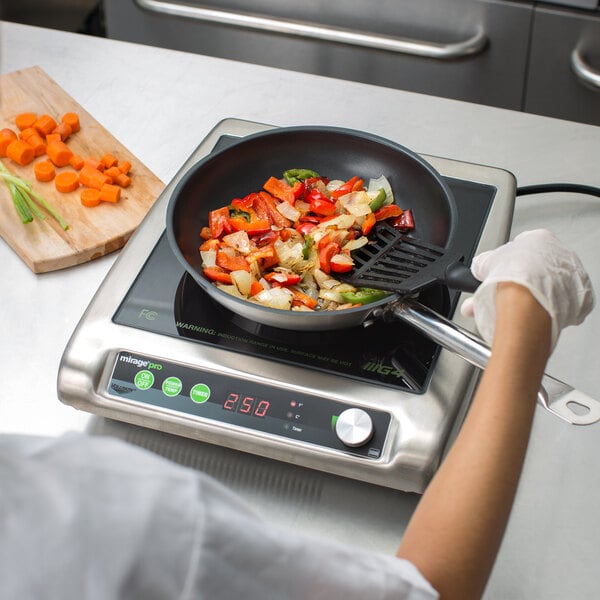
[443,259,481,293]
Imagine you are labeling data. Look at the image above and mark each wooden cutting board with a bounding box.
[0,66,165,273]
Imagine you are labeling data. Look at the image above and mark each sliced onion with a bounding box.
[200,249,216,267]
[277,201,301,222]
[339,191,372,216]
[343,236,368,252]
[231,270,253,296]
[319,289,345,303]
[367,175,394,204]
[222,230,251,254]
[254,287,293,310]
[317,213,355,230]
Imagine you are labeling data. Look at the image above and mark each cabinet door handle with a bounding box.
[571,47,600,91]
[134,0,488,60]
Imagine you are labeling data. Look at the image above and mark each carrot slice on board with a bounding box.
[34,160,56,182]
[100,153,118,169]
[54,170,80,193]
[118,160,132,174]
[69,154,85,170]
[61,112,80,133]
[114,173,131,188]
[6,139,35,166]
[46,140,73,167]
[79,165,111,190]
[80,188,101,207]
[0,128,18,157]
[99,183,121,203]
[52,122,72,141]
[33,114,58,137]
[15,112,37,131]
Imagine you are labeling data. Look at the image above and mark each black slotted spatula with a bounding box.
[341,221,481,295]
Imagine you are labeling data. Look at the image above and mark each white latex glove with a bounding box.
[460,229,595,350]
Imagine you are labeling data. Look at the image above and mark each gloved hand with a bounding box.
[460,229,595,350]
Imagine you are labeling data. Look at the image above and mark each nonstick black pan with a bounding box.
[166,126,468,331]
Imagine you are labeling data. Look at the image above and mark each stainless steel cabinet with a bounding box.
[525,5,600,126]
[104,0,534,110]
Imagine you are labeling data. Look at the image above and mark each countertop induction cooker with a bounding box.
[57,118,516,493]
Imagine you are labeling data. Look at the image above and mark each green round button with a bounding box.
[190,383,211,404]
[134,370,154,390]
[162,376,182,397]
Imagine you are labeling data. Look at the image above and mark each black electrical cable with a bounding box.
[516,183,600,198]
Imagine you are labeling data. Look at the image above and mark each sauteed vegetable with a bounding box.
[199,169,414,311]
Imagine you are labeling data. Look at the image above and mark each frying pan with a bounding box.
[166,125,474,331]
[166,126,599,425]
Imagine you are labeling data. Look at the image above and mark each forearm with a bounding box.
[396,283,552,599]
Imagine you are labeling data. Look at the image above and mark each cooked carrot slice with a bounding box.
[46,140,73,167]
[34,160,56,182]
[6,139,35,166]
[33,114,58,137]
[0,128,18,157]
[99,183,121,203]
[54,171,80,193]
[15,112,37,131]
[61,112,80,133]
[80,188,101,207]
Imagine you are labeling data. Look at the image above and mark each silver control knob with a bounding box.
[335,408,374,447]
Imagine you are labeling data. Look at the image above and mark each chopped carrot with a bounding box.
[15,112,37,131]
[46,140,73,167]
[19,127,38,141]
[114,172,131,188]
[104,166,121,180]
[54,171,80,193]
[34,160,56,182]
[100,153,118,169]
[25,132,46,157]
[118,160,132,174]
[61,112,80,133]
[52,122,72,141]
[84,158,105,172]
[0,128,18,157]
[79,165,111,190]
[33,114,58,137]
[69,154,84,170]
[99,183,121,203]
[45,133,62,145]
[6,139,35,166]
[80,188,101,207]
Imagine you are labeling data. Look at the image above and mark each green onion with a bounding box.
[0,162,69,230]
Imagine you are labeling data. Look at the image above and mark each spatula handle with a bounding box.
[443,260,481,293]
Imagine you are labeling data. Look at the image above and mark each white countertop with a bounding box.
[1,21,600,599]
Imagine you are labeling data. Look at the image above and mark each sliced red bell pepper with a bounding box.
[199,238,220,252]
[308,189,336,216]
[200,226,212,240]
[330,175,360,199]
[263,176,296,204]
[295,221,317,236]
[291,181,305,200]
[257,191,292,228]
[319,241,341,274]
[389,208,415,232]
[361,212,376,236]
[231,193,258,211]
[216,251,250,272]
[374,204,403,221]
[264,272,301,286]
[329,253,354,273]
[203,266,233,284]
[229,217,272,235]
[208,206,232,239]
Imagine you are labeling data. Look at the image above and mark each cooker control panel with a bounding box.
[107,352,391,458]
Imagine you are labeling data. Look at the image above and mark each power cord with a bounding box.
[516,183,600,198]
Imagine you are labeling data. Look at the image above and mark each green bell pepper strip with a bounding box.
[283,168,321,186]
[340,288,389,305]
[302,234,313,259]
[368,188,387,212]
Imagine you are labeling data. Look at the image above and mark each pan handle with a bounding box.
[387,299,600,425]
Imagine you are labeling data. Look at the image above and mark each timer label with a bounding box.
[190,383,211,404]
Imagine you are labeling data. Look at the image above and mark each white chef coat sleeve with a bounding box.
[0,432,438,600]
